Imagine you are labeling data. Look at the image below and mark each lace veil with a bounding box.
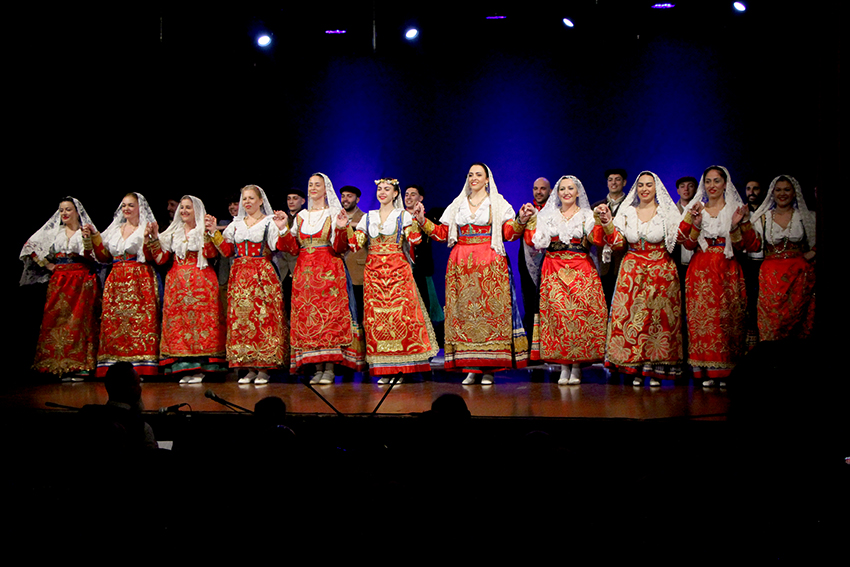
[159,195,210,269]
[682,165,743,258]
[439,163,513,256]
[19,196,96,285]
[615,171,679,253]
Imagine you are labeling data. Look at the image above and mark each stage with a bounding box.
[0,364,730,421]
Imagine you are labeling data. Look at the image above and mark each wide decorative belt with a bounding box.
[765,240,805,260]
[113,254,138,263]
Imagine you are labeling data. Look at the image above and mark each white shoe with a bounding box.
[462,373,477,385]
[186,373,204,384]
[719,381,727,388]
[558,365,570,385]
[377,376,389,384]
[309,369,323,384]
[633,377,643,386]
[390,375,403,385]
[568,366,582,385]
[254,371,269,385]
[238,370,257,384]
[480,373,494,385]
[702,379,715,388]
[318,369,335,385]
[649,378,661,387]
[178,375,190,384]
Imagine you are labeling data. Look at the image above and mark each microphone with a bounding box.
[157,402,189,413]
[204,389,252,413]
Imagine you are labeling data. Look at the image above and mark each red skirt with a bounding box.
[160,255,226,370]
[33,261,100,375]
[97,260,160,376]
[757,253,815,341]
[443,238,527,372]
[606,242,683,377]
[686,246,746,378]
[532,250,606,365]
[363,243,437,375]
[226,256,286,368]
[290,246,365,371]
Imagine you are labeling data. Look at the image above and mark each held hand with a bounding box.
[412,202,425,224]
[803,250,816,263]
[204,214,217,233]
[45,262,55,273]
[690,202,703,228]
[335,210,349,229]
[273,210,288,231]
[82,224,95,238]
[594,204,611,224]
[518,203,535,223]
[147,221,159,240]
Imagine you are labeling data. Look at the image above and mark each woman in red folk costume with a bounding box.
[205,185,286,385]
[87,192,160,377]
[20,197,100,380]
[413,163,535,385]
[147,195,226,383]
[678,166,760,387]
[278,172,365,385]
[526,175,607,385]
[750,175,816,341]
[594,171,683,386]
[343,178,438,384]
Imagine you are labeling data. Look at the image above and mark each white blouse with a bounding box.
[356,209,413,238]
[223,216,279,248]
[49,229,86,255]
[756,210,809,245]
[454,197,515,227]
[614,207,668,244]
[104,223,147,257]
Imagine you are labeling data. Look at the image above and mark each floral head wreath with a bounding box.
[375,178,403,209]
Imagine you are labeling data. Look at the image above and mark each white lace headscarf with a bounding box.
[615,171,679,253]
[158,195,209,269]
[101,192,157,263]
[439,163,513,256]
[20,197,96,285]
[306,172,343,243]
[235,184,274,220]
[532,175,592,250]
[682,165,743,259]
[751,175,816,249]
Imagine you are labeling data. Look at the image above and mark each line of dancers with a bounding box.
[20,164,815,386]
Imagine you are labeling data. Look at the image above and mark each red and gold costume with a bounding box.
[92,225,160,377]
[278,211,366,372]
[213,217,286,368]
[153,239,226,372]
[348,209,438,375]
[593,207,683,378]
[21,227,100,375]
[754,209,816,342]
[422,199,528,373]
[678,212,760,378]
[525,211,606,365]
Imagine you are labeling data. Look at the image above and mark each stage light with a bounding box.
[651,3,676,8]
[325,29,347,34]
[485,15,506,20]
[257,34,271,47]
[562,18,575,28]
[405,28,419,40]
[733,2,747,11]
